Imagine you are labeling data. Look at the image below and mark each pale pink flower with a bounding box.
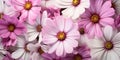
[27,43,49,60]
[54,0,90,20]
[26,11,48,42]
[42,16,80,56]
[0,0,16,20]
[11,0,41,24]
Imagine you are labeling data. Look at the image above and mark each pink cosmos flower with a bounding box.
[61,45,91,60]
[0,15,26,39]
[11,0,41,24]
[42,16,80,56]
[79,0,115,38]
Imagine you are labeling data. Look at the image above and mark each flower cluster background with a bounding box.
[0,0,120,60]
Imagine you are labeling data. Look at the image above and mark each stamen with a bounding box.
[72,0,80,6]
[24,1,32,10]
[104,41,113,50]
[74,54,82,60]
[0,13,3,19]
[57,32,66,41]
[91,14,100,23]
[36,25,42,32]
[8,24,15,32]
[38,47,44,55]
[79,28,85,35]
[24,44,30,52]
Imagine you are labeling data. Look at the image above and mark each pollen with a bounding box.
[57,32,66,41]
[104,41,113,50]
[74,54,82,60]
[72,0,80,6]
[36,25,42,32]
[24,1,32,10]
[8,24,15,32]
[91,14,100,23]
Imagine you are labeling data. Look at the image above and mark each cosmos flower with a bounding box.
[89,26,120,60]
[54,0,90,20]
[26,11,47,42]
[80,0,115,38]
[77,23,90,46]
[42,16,80,56]
[0,15,26,39]
[11,0,41,24]
[0,0,16,20]
[61,45,91,60]
[11,35,31,60]
[27,43,49,60]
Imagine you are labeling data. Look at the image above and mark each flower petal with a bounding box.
[63,40,73,53]
[11,49,24,59]
[112,32,120,44]
[48,42,60,54]
[28,32,39,41]
[56,42,63,56]
[103,26,113,41]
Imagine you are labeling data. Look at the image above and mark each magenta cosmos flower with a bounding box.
[61,45,91,60]
[0,15,26,39]
[79,0,115,38]
[42,16,80,56]
[11,0,41,24]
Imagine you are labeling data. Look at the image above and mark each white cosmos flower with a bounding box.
[88,26,120,60]
[26,11,48,43]
[27,43,50,60]
[54,0,90,20]
[78,26,90,46]
[11,36,31,60]
[0,0,16,17]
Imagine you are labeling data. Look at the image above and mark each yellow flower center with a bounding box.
[104,41,113,50]
[24,1,32,10]
[72,0,80,6]
[74,54,82,60]
[36,25,42,32]
[91,14,100,23]
[57,32,66,41]
[8,24,15,32]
